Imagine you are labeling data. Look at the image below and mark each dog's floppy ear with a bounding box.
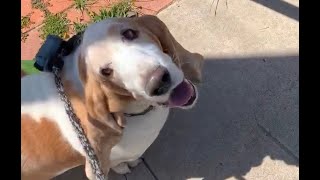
[78,55,126,132]
[135,15,204,83]
[85,71,126,133]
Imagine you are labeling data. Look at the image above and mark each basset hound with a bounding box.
[21,15,203,179]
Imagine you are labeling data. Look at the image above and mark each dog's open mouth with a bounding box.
[167,79,197,108]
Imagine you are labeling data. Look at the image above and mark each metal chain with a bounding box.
[52,66,106,180]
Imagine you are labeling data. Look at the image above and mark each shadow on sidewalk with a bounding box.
[143,54,299,180]
[251,0,299,21]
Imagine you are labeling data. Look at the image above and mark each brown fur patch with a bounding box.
[77,55,133,131]
[62,73,126,178]
[21,115,84,180]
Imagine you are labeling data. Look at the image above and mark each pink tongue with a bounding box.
[168,80,194,107]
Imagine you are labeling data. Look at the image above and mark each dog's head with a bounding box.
[78,15,204,110]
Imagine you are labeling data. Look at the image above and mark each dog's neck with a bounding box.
[60,50,154,114]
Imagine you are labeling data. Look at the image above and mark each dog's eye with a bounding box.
[100,67,113,77]
[121,29,139,40]
[163,48,169,54]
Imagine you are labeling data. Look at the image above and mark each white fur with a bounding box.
[82,19,184,103]
[110,103,170,167]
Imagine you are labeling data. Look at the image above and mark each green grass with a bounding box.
[21,60,39,75]
[21,16,32,29]
[31,0,46,10]
[25,0,135,43]
[74,0,87,12]
[73,22,88,34]
[21,31,29,42]
[39,13,70,40]
[21,16,32,42]
[37,0,133,40]
[31,0,49,15]
[90,0,133,22]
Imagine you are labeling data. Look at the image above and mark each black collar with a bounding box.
[124,105,155,117]
[34,32,83,73]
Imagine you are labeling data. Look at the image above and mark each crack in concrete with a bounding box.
[141,158,159,180]
[257,123,299,163]
[252,110,299,163]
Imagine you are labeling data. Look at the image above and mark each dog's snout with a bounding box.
[145,66,171,96]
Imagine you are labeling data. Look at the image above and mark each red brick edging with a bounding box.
[21,0,174,60]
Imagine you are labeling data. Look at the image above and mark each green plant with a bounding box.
[109,0,133,17]
[89,9,110,22]
[21,32,29,42]
[31,0,45,10]
[31,0,49,15]
[89,0,133,22]
[74,0,87,12]
[21,16,32,29]
[35,0,135,42]
[73,22,88,33]
[21,16,32,42]
[39,13,70,39]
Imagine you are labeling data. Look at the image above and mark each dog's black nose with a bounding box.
[145,66,171,96]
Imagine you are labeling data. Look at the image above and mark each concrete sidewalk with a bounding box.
[56,0,299,179]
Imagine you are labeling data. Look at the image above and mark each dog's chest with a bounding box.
[110,105,170,165]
